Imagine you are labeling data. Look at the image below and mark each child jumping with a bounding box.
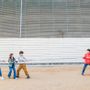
[82,49,90,75]
[8,53,17,79]
[17,51,30,79]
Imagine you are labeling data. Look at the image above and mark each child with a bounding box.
[0,68,4,80]
[82,49,90,75]
[8,53,17,79]
[17,51,30,79]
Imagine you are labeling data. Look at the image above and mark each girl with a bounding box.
[8,53,17,79]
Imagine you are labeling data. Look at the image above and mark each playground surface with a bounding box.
[0,65,90,90]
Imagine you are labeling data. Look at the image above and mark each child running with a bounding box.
[17,51,30,79]
[8,53,17,79]
[82,49,90,75]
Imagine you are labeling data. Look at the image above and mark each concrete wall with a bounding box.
[0,38,89,64]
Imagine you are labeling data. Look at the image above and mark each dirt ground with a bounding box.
[0,65,90,90]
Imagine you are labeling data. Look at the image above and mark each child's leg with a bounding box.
[0,68,2,76]
[8,67,12,78]
[13,66,17,79]
[22,64,29,77]
[0,68,5,80]
[17,64,22,77]
[82,64,88,75]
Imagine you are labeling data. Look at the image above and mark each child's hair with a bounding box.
[19,51,24,54]
[9,53,13,59]
[87,49,90,52]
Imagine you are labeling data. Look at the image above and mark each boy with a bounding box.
[82,49,90,75]
[17,51,30,79]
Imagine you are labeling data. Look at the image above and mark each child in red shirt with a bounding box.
[82,49,90,75]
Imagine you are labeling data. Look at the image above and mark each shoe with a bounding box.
[14,78,18,80]
[16,76,19,78]
[1,77,5,80]
[81,73,84,76]
[27,75,30,79]
[8,75,10,79]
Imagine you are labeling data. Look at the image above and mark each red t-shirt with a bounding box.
[83,52,90,64]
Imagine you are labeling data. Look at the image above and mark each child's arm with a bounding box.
[13,57,18,63]
[83,54,87,59]
[23,57,30,63]
[8,60,13,64]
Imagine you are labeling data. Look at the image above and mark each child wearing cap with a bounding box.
[17,51,30,79]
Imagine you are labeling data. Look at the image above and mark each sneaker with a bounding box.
[16,76,19,78]
[14,78,18,80]
[27,75,30,79]
[8,75,10,79]
[1,77,5,80]
[81,73,84,76]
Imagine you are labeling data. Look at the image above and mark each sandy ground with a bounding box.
[0,65,90,90]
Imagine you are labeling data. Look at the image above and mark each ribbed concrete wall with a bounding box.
[0,0,90,37]
[0,38,89,64]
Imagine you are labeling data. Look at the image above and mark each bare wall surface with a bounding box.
[0,38,89,63]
